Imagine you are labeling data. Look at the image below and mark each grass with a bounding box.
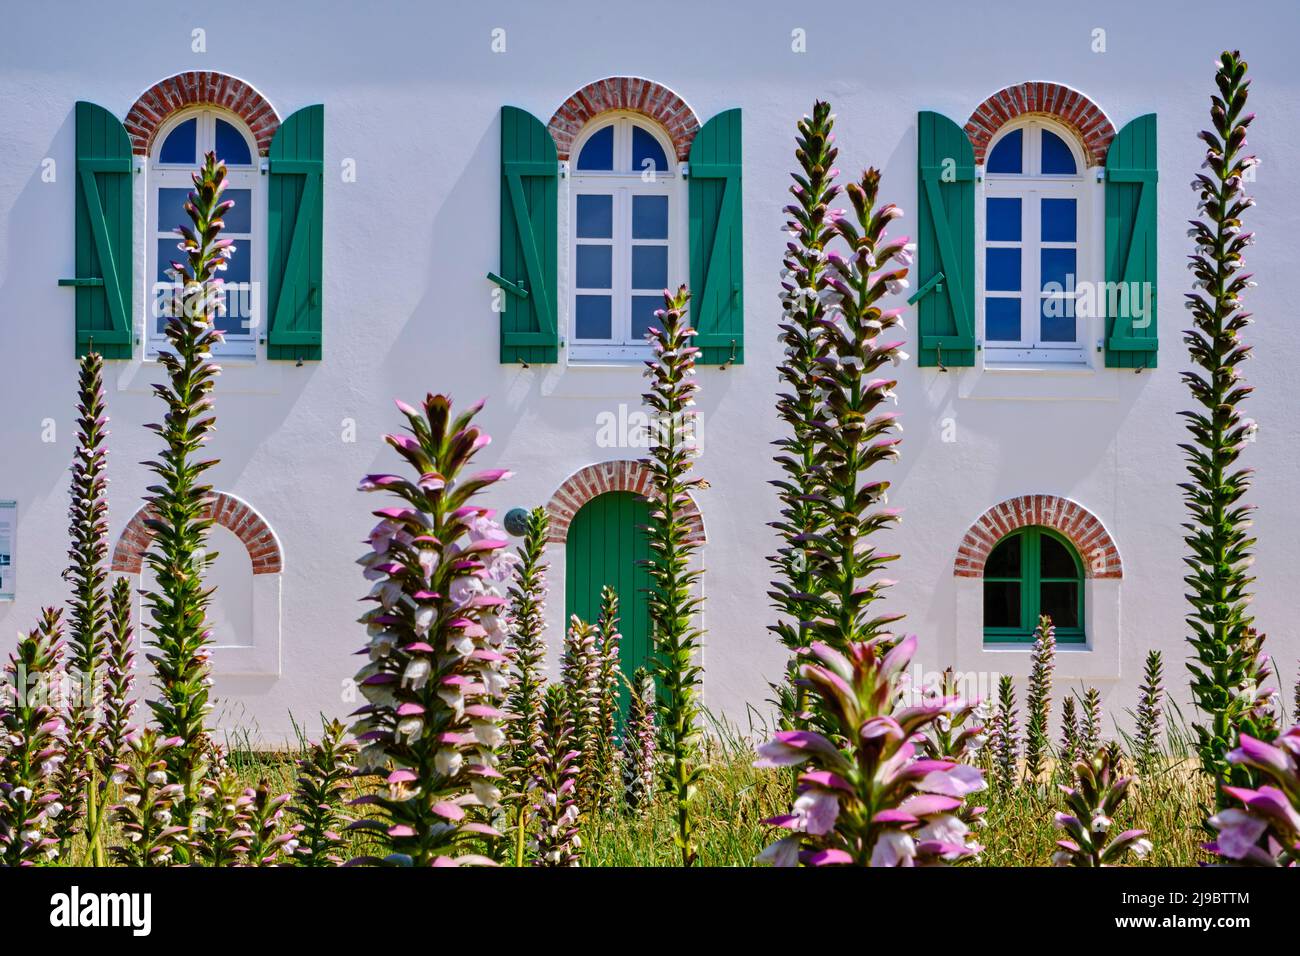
[60,711,1217,867]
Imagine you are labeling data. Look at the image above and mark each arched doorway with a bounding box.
[565,490,653,717]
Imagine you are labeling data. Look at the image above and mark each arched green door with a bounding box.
[565,491,653,718]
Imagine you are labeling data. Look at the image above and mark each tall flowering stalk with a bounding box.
[802,165,910,669]
[55,351,111,855]
[0,609,66,865]
[1059,697,1081,769]
[1024,617,1055,783]
[244,782,294,865]
[756,637,984,866]
[990,674,1018,792]
[349,393,512,867]
[1080,687,1103,755]
[108,730,189,867]
[98,577,137,780]
[1052,748,1152,867]
[1133,650,1165,776]
[530,684,581,866]
[1208,727,1300,865]
[194,765,252,866]
[770,101,840,727]
[641,284,707,867]
[594,585,623,809]
[289,719,357,866]
[561,615,601,809]
[502,506,549,864]
[1182,50,1277,803]
[503,506,549,778]
[142,152,233,825]
[622,667,657,814]
[920,668,985,763]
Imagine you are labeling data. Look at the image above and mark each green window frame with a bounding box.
[983,526,1084,644]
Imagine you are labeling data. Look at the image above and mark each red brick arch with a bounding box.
[548,77,701,161]
[965,82,1116,167]
[954,495,1121,579]
[125,71,280,156]
[545,460,705,544]
[112,491,282,575]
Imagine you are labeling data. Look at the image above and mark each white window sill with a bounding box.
[114,355,285,395]
[950,576,1121,680]
[953,354,1120,402]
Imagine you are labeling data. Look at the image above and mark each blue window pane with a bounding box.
[987,128,1022,174]
[576,245,612,289]
[1041,130,1077,175]
[220,188,252,233]
[215,119,252,166]
[1040,248,1077,293]
[986,248,1021,291]
[631,295,662,339]
[155,238,182,332]
[159,118,197,165]
[632,245,668,289]
[632,125,668,173]
[219,240,251,335]
[986,197,1021,241]
[575,295,612,339]
[157,187,191,231]
[156,238,182,281]
[632,195,668,239]
[1041,198,1077,242]
[577,125,614,171]
[986,297,1021,341]
[576,194,613,238]
[1040,297,1076,342]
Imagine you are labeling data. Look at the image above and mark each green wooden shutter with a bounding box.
[565,491,653,720]
[689,108,743,365]
[492,106,558,364]
[1105,114,1158,369]
[912,110,976,367]
[60,102,133,358]
[267,104,324,361]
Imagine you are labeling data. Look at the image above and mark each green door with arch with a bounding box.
[565,491,653,719]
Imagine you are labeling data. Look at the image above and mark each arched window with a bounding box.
[982,119,1094,365]
[983,526,1084,644]
[149,109,261,358]
[569,113,682,362]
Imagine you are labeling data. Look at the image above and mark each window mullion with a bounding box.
[616,187,630,344]
[1023,529,1040,633]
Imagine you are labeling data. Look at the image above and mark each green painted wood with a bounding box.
[983,527,1085,645]
[1105,113,1158,369]
[689,108,743,365]
[915,111,975,367]
[67,102,133,358]
[267,105,324,361]
[499,106,558,364]
[565,491,653,721]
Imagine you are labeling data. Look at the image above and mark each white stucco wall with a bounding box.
[1,0,1298,745]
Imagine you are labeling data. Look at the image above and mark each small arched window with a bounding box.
[983,526,1084,644]
[569,114,681,362]
[149,109,261,358]
[983,119,1093,365]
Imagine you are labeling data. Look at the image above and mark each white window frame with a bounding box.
[567,113,686,364]
[980,119,1097,367]
[147,108,263,360]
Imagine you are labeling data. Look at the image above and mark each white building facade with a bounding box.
[1,1,1297,743]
